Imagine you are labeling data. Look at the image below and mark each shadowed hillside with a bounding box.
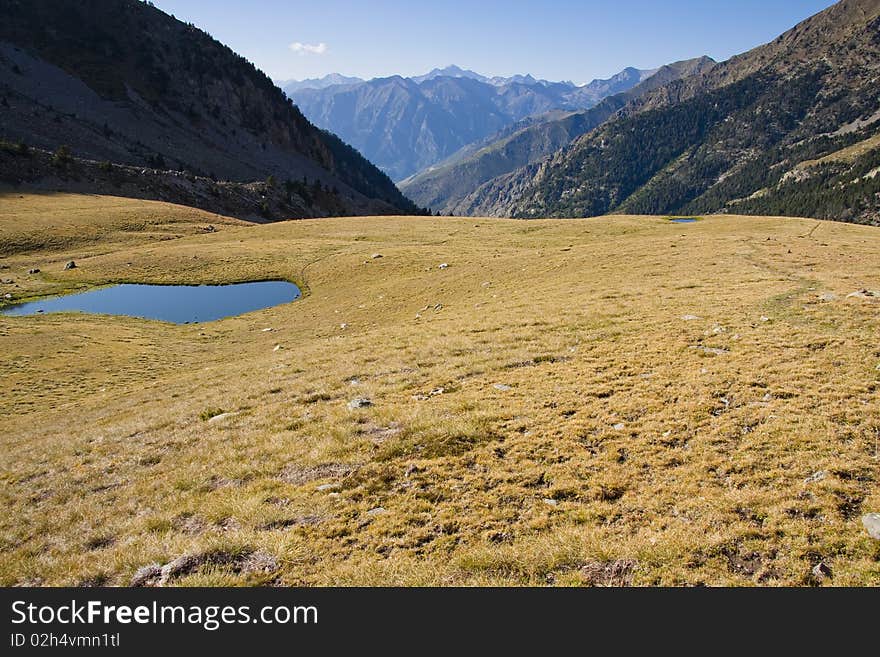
[0,0,422,218]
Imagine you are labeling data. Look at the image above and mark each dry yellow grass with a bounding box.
[1,192,878,586]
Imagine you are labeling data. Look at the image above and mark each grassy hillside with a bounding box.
[465,0,880,224]
[1,193,879,586]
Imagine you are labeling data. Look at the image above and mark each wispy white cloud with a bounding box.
[289,41,328,55]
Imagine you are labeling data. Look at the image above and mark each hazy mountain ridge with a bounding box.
[285,65,658,181]
[400,57,715,214]
[0,0,421,218]
[279,73,365,93]
[462,0,880,224]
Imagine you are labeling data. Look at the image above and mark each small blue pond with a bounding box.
[0,281,300,324]
[669,218,698,223]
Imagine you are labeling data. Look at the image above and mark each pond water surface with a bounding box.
[669,218,698,223]
[0,281,301,324]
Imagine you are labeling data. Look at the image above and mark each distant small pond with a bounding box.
[669,218,699,223]
[0,281,300,324]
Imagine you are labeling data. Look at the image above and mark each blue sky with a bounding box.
[151,0,836,83]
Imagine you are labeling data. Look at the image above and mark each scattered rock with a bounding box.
[612,423,625,431]
[803,470,826,485]
[348,397,372,410]
[404,464,421,478]
[1,278,14,284]
[172,513,206,535]
[315,483,340,492]
[348,378,361,386]
[812,562,832,580]
[580,559,638,586]
[847,289,879,299]
[280,462,354,486]
[27,268,40,275]
[207,411,239,424]
[241,550,280,575]
[542,498,558,507]
[438,263,449,269]
[3,293,11,300]
[819,293,837,302]
[371,253,383,259]
[862,513,880,539]
[366,507,387,516]
[218,517,242,532]
[134,548,280,586]
[493,384,512,391]
[690,345,728,356]
[64,261,77,270]
[340,323,348,329]
[130,564,162,587]
[760,316,770,322]
[429,387,445,396]
[681,314,700,321]
[273,344,282,351]
[261,327,274,332]
[160,554,201,583]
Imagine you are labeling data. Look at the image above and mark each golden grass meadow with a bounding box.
[1,192,878,586]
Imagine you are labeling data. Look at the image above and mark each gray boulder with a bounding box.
[862,513,880,540]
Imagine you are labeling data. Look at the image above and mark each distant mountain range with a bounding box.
[279,73,365,94]
[460,0,880,225]
[279,64,624,93]
[0,0,421,220]
[400,57,715,214]
[284,65,658,181]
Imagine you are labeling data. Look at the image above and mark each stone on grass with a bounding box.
[207,411,239,424]
[130,564,162,587]
[862,513,880,540]
[366,507,386,516]
[493,384,511,391]
[803,470,826,485]
[812,562,832,580]
[438,263,449,269]
[348,397,372,410]
[64,261,77,270]
[681,314,700,321]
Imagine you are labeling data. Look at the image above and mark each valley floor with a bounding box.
[1,192,878,586]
